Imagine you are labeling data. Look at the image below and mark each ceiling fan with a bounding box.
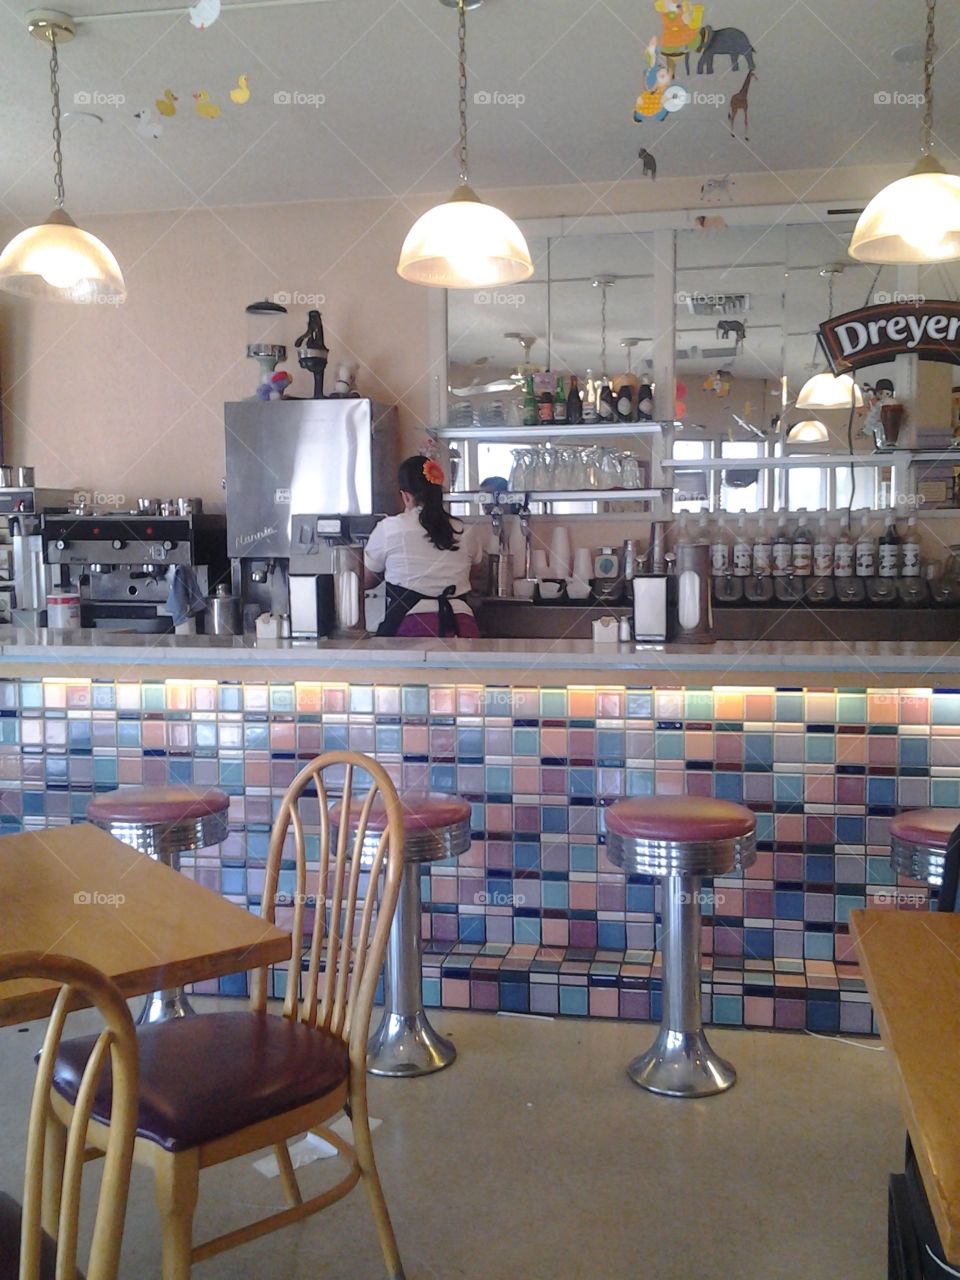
[449,333,539,396]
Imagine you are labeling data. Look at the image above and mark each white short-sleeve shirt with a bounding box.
[364,509,482,605]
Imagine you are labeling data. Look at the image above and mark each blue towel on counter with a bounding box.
[166,566,207,625]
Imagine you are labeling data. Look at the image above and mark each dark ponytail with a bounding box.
[398,455,462,552]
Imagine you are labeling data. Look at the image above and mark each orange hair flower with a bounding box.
[423,459,445,487]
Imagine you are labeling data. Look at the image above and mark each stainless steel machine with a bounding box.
[41,503,228,632]
[0,480,76,628]
[224,398,400,636]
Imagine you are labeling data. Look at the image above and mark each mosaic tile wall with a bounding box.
[0,676,952,1033]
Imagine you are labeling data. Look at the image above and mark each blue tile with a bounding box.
[805,854,834,883]
[322,725,349,753]
[92,684,116,709]
[402,686,429,717]
[570,768,597,798]
[867,777,896,807]
[514,843,541,869]
[836,815,865,845]
[743,928,773,959]
[459,915,486,944]
[21,683,43,709]
[899,736,929,767]
[541,806,567,834]
[117,722,141,747]
[0,720,19,746]
[626,691,653,719]
[804,932,834,960]
[932,779,960,807]
[244,724,269,750]
[376,725,402,754]
[774,775,804,805]
[776,693,803,722]
[500,982,530,1013]
[23,793,44,816]
[713,995,743,1025]
[627,883,655,912]
[348,685,374,714]
[626,770,655,797]
[597,730,625,762]
[807,1000,840,1032]
[422,977,441,1007]
[194,723,217,749]
[167,759,193,784]
[598,921,626,950]
[570,844,597,872]
[714,773,743,801]
[559,986,587,1016]
[513,728,539,757]
[744,734,773,768]
[542,881,568,909]
[774,891,804,920]
[270,685,296,713]
[222,867,246,894]
[514,917,541,945]
[486,765,512,793]
[836,894,865,923]
[457,728,483,758]
[219,760,244,788]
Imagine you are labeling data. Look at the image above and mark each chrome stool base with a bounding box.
[367,1010,456,1077]
[137,987,196,1025]
[628,1028,736,1097]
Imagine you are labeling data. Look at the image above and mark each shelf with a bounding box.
[661,453,900,473]
[446,488,670,505]
[431,421,678,443]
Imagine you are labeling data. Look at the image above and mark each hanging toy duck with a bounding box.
[230,74,250,105]
[155,89,178,117]
[193,90,221,120]
[633,38,674,123]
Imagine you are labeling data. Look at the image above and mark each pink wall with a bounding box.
[0,162,900,508]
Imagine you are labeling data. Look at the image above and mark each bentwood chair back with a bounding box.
[47,751,407,1280]
[0,952,138,1280]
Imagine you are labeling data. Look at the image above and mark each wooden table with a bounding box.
[0,823,291,1025]
[850,908,960,1264]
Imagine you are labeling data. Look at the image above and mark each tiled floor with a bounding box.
[0,1002,902,1279]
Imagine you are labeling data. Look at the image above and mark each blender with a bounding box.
[245,299,287,395]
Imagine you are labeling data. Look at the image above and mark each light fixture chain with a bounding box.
[49,33,65,209]
[922,0,936,154]
[600,285,608,377]
[457,0,469,184]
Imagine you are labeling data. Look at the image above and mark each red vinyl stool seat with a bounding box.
[605,795,757,1099]
[86,785,231,1024]
[332,791,472,1078]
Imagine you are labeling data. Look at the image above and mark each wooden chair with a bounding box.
[47,751,407,1280]
[0,951,138,1280]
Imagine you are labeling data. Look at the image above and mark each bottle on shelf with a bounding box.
[598,378,617,422]
[792,511,813,577]
[522,375,539,427]
[732,514,752,577]
[772,516,793,578]
[615,381,635,422]
[834,516,855,578]
[710,518,730,576]
[878,511,902,578]
[695,510,710,546]
[566,376,583,426]
[636,383,654,421]
[855,514,876,578]
[902,517,921,578]
[554,376,567,424]
[538,383,555,424]
[813,511,834,578]
[752,515,772,577]
[583,370,599,422]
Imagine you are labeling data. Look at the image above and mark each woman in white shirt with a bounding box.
[364,455,482,637]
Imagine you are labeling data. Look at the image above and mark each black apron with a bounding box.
[378,582,472,637]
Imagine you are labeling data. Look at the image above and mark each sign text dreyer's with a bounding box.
[819,301,960,372]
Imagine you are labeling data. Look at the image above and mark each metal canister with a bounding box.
[205,583,242,636]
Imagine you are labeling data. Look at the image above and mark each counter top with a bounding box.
[2,627,960,683]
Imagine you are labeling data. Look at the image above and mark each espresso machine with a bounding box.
[224,398,400,636]
[0,471,76,629]
[41,500,228,631]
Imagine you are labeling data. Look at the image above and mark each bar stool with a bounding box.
[332,790,471,1077]
[889,808,960,910]
[605,795,756,1098]
[86,784,231,1023]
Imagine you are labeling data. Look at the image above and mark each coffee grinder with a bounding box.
[245,299,287,395]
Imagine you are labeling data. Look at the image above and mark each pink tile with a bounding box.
[429,687,455,716]
[715,734,743,765]
[270,723,295,751]
[402,725,429,755]
[716,888,743,917]
[869,737,898,767]
[430,876,459,904]
[486,803,513,832]
[687,772,713,797]
[511,689,539,719]
[541,728,567,759]
[457,687,483,715]
[775,814,804,844]
[931,737,960,767]
[655,770,684,795]
[542,918,569,947]
[745,996,775,1027]
[805,775,834,804]
[441,978,471,1008]
[836,775,865,805]
[746,851,774,880]
[542,768,568,794]
[513,765,539,793]
[743,774,773,803]
[744,889,772,917]
[590,988,619,1018]
[597,690,624,718]
[836,736,867,766]
[901,694,930,725]
[655,690,683,720]
[569,881,597,911]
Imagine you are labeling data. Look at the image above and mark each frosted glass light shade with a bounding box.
[849,156,960,264]
[796,372,863,410]
[0,209,125,303]
[397,186,534,288]
[787,419,829,444]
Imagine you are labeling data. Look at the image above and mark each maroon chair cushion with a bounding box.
[0,1191,69,1280]
[330,791,470,834]
[86,786,230,826]
[889,808,960,852]
[51,1012,349,1154]
[605,796,755,842]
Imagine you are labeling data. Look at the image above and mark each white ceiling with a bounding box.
[1,0,959,219]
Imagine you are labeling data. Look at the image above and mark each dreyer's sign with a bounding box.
[819,301,960,372]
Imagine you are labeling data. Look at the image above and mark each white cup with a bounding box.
[531,549,549,578]
[549,526,571,579]
[573,547,592,580]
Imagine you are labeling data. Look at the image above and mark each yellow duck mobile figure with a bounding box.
[193,90,221,119]
[230,74,250,105]
[155,88,178,117]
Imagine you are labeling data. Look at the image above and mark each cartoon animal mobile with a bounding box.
[634,37,689,124]
[696,25,756,74]
[655,0,705,75]
[717,319,746,348]
[694,214,727,232]
[638,148,657,179]
[728,70,756,139]
[700,175,734,202]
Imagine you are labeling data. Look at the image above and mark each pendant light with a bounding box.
[796,266,864,410]
[396,0,533,289]
[0,12,125,303]
[849,0,960,264]
[786,419,829,444]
